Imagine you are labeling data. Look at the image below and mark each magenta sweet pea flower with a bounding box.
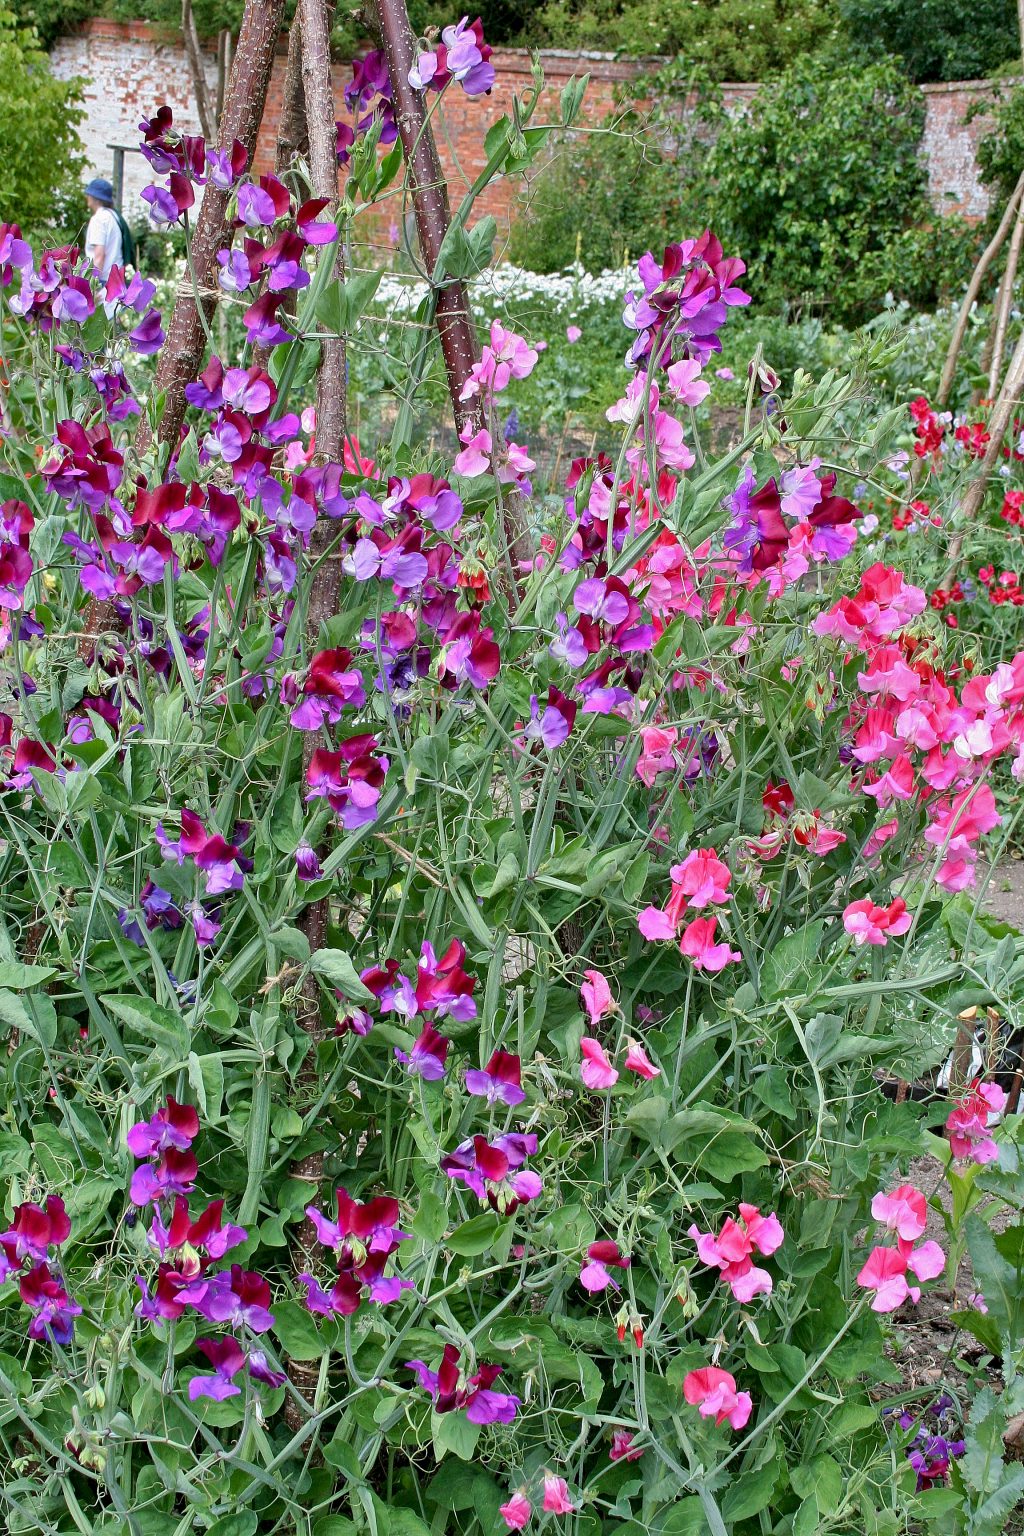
[542,1475,577,1514]
[499,1492,531,1530]
[407,1341,519,1423]
[179,1264,275,1333]
[683,1366,752,1430]
[842,896,912,946]
[946,1079,1006,1163]
[127,1096,200,1159]
[20,1262,82,1344]
[394,1021,450,1080]
[688,1204,784,1303]
[580,968,614,1027]
[609,1429,644,1461]
[580,1239,631,1293]
[2,1196,70,1263]
[580,1036,618,1090]
[624,1040,660,1079]
[464,1048,525,1107]
[678,916,741,972]
[441,1133,542,1213]
[188,1336,246,1401]
[856,1240,945,1312]
[871,1184,927,1242]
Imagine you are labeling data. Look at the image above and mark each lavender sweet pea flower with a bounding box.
[573,577,629,626]
[217,248,254,294]
[236,183,279,228]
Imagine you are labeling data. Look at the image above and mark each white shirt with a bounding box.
[85,206,122,281]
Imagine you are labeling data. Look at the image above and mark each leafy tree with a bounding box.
[0,8,84,238]
[839,0,1018,84]
[527,0,840,75]
[697,52,977,322]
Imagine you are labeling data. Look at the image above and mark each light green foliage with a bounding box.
[0,7,84,239]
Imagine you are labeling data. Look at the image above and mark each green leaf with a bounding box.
[412,1191,448,1244]
[431,1410,481,1461]
[760,921,825,1002]
[274,1299,328,1361]
[310,949,373,1001]
[436,216,496,281]
[105,995,190,1060]
[205,1515,258,1536]
[314,270,382,334]
[446,1211,501,1256]
[0,987,54,1047]
[790,1454,842,1513]
[0,961,57,988]
[721,1452,781,1520]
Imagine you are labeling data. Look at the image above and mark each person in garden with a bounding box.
[84,177,123,281]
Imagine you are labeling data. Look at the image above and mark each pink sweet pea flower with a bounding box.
[638,905,676,941]
[542,1475,577,1514]
[609,1429,644,1461]
[580,1036,619,1090]
[580,968,614,1025]
[842,896,912,946]
[500,1493,531,1530]
[624,1040,661,1079]
[672,848,731,908]
[688,1204,784,1302]
[857,1239,945,1311]
[870,1184,927,1243]
[566,325,582,343]
[946,1079,1006,1163]
[665,357,710,406]
[683,1366,752,1430]
[679,916,741,972]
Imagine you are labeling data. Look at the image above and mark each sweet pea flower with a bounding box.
[580,1239,631,1293]
[856,1240,945,1312]
[683,1366,752,1430]
[673,848,731,908]
[580,1036,619,1090]
[500,1493,531,1530]
[624,1040,661,1079]
[542,1476,577,1515]
[946,1079,1006,1163]
[465,1048,525,1106]
[842,896,912,946]
[580,967,614,1026]
[871,1184,927,1243]
[188,1336,247,1401]
[609,1429,644,1461]
[407,1342,519,1423]
[2,1196,71,1263]
[688,1205,784,1302]
[394,1022,450,1081]
[679,916,741,972]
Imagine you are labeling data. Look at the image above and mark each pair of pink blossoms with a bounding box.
[946,1079,1006,1164]
[688,1204,784,1303]
[637,848,741,972]
[500,1441,646,1528]
[578,969,659,1087]
[856,1184,945,1312]
[842,895,912,947]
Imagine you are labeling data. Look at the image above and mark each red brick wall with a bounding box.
[51,20,1007,229]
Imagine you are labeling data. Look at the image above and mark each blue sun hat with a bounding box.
[84,177,114,205]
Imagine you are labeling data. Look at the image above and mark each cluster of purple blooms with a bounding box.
[884,1396,966,1490]
[0,1195,81,1344]
[0,222,164,364]
[127,1096,285,1402]
[409,16,495,97]
[139,106,336,349]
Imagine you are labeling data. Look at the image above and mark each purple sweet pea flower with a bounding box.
[464,1048,525,1107]
[394,1022,450,1081]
